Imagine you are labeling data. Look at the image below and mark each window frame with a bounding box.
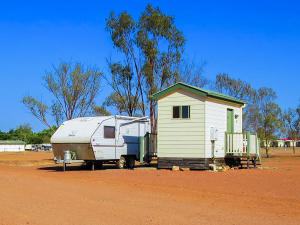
[172,105,181,119]
[103,126,115,139]
[181,105,190,119]
[172,105,190,119]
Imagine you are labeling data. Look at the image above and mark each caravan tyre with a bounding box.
[96,161,103,169]
[117,156,126,169]
[126,157,135,169]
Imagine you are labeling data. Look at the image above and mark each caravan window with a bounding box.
[104,126,115,139]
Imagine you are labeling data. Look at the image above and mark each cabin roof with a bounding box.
[151,82,247,105]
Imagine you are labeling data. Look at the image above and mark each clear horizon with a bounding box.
[0,0,299,132]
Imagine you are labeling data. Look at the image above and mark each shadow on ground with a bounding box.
[38,162,158,172]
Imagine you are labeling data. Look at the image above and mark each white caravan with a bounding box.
[51,116,150,170]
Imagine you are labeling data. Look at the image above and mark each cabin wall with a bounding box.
[157,89,205,158]
[0,145,25,152]
[204,98,243,158]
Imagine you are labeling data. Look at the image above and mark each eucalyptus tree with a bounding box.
[22,62,102,128]
[175,59,208,88]
[106,4,185,132]
[102,92,126,115]
[298,104,300,136]
[22,96,52,128]
[283,107,300,154]
[106,62,141,116]
[106,11,145,116]
[94,105,111,116]
[213,73,257,131]
[214,73,255,99]
[137,4,185,132]
[254,88,283,157]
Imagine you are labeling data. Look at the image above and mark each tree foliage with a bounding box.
[106,62,141,116]
[138,5,185,132]
[297,104,300,136]
[0,124,57,144]
[106,4,185,132]
[45,62,102,119]
[22,97,51,128]
[103,93,127,115]
[94,105,111,116]
[283,107,300,154]
[176,59,208,88]
[214,73,257,131]
[106,11,145,116]
[252,88,283,157]
[22,62,102,128]
[214,73,255,99]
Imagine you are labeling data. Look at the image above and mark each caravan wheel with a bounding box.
[96,161,103,169]
[117,156,126,169]
[126,157,135,169]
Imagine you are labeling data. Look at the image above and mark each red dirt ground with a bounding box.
[0,149,300,225]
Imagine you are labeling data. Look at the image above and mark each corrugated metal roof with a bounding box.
[151,82,247,105]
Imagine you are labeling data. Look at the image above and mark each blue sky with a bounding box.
[0,0,299,131]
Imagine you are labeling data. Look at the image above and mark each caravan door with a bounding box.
[91,118,116,160]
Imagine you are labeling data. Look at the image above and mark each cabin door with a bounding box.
[227,109,234,133]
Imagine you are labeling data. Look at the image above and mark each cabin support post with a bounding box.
[148,133,151,162]
[247,131,251,169]
[231,133,234,153]
[258,140,261,164]
[247,157,250,169]
[225,132,228,154]
[139,136,144,164]
[255,133,259,168]
[247,131,250,156]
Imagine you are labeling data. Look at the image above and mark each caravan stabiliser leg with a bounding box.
[91,161,95,171]
[85,161,96,171]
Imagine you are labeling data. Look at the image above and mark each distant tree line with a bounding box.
[20,4,300,156]
[0,124,56,144]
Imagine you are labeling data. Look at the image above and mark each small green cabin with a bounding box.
[151,82,260,169]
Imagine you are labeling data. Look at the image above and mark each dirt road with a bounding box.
[0,150,300,225]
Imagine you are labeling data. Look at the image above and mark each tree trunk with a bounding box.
[293,141,295,154]
[265,139,269,158]
[150,99,155,134]
[265,147,269,158]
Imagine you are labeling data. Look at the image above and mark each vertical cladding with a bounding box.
[157,89,205,158]
[204,98,243,158]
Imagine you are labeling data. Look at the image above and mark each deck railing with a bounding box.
[140,132,157,163]
[225,132,261,162]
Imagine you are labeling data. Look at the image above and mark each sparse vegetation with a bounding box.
[22,62,102,129]
[0,124,56,144]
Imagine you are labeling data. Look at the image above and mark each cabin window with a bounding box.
[104,126,115,139]
[172,105,190,119]
[182,105,190,118]
[173,106,180,118]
